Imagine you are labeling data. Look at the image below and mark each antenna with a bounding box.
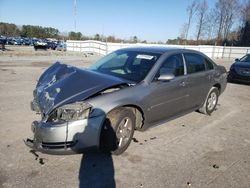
[74,0,77,32]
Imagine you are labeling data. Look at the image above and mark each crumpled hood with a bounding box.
[34,62,127,115]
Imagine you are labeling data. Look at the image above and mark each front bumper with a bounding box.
[228,71,250,84]
[25,114,105,155]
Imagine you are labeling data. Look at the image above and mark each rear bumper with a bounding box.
[25,114,105,155]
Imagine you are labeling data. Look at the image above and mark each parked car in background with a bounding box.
[56,43,66,51]
[25,47,227,155]
[13,38,22,45]
[22,38,32,46]
[47,41,57,50]
[6,37,15,45]
[228,54,250,84]
[34,40,48,50]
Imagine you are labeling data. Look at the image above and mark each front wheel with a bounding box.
[100,108,135,155]
[199,87,219,115]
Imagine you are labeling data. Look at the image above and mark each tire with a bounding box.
[227,73,233,83]
[199,87,219,115]
[100,108,135,155]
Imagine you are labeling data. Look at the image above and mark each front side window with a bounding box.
[184,53,206,74]
[157,54,184,77]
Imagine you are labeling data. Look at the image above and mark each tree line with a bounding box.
[0,22,59,39]
[68,32,141,43]
[173,0,250,46]
[0,22,141,43]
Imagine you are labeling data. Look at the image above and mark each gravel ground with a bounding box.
[0,46,250,188]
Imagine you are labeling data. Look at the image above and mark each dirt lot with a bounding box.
[0,46,250,188]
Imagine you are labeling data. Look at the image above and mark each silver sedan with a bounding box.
[25,47,227,155]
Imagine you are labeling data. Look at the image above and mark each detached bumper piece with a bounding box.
[25,138,35,148]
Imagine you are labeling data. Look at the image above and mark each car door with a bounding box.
[183,53,212,109]
[144,54,189,124]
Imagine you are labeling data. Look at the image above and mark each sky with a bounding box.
[0,0,217,42]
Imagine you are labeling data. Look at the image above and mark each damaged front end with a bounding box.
[25,101,104,155]
[25,62,128,154]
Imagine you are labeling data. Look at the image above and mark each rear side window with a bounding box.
[184,53,206,74]
[205,59,214,70]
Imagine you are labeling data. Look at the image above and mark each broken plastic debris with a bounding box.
[132,138,139,143]
[30,150,39,160]
[212,164,219,169]
[30,150,46,165]
[39,158,45,165]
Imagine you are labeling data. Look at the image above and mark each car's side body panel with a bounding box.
[143,76,189,123]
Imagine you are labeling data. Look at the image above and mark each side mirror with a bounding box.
[235,58,239,62]
[157,73,175,81]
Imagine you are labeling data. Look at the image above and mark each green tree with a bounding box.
[94,33,100,40]
[0,22,20,36]
[107,36,115,42]
[21,25,59,38]
[68,31,82,40]
[133,36,138,43]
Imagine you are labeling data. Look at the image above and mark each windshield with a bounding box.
[240,54,250,62]
[89,50,161,83]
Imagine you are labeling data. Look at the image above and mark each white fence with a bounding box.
[66,40,250,60]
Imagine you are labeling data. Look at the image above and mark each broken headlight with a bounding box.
[51,102,92,122]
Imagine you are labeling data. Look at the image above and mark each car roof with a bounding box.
[116,46,200,55]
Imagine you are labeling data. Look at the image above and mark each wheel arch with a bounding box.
[213,83,221,94]
[106,104,145,130]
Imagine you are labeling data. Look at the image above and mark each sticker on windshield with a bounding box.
[136,54,154,60]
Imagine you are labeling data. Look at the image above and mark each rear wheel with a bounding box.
[199,87,219,115]
[100,108,135,155]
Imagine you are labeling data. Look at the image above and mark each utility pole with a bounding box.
[74,0,77,32]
